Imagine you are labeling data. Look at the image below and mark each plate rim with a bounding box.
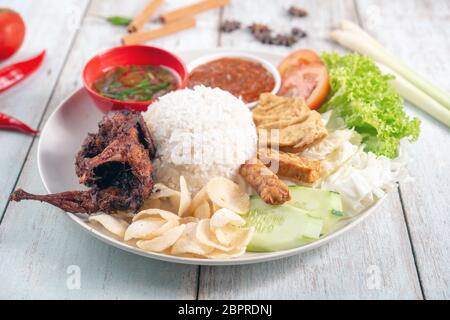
[36,48,386,266]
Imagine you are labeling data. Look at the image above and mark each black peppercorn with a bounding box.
[220,20,241,33]
[288,6,308,17]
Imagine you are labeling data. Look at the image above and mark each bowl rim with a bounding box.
[82,44,189,108]
[186,51,281,108]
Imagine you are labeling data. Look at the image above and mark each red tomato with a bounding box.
[278,49,322,77]
[0,8,26,61]
[279,62,330,110]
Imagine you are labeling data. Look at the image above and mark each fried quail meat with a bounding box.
[259,149,321,184]
[10,110,155,214]
[10,187,132,214]
[239,159,291,205]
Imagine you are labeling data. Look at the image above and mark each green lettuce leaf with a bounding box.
[320,52,420,158]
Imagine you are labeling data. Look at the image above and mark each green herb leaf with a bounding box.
[138,95,153,101]
[136,81,151,88]
[102,92,120,99]
[331,209,344,217]
[148,82,170,90]
[120,88,140,95]
[109,82,123,88]
[106,16,132,26]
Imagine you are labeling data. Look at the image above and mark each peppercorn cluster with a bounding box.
[218,6,308,47]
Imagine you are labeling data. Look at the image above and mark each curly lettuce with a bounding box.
[320,52,420,158]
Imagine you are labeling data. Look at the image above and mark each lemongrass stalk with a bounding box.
[335,23,450,125]
[340,20,415,72]
[338,21,450,111]
[377,64,450,127]
[340,20,386,51]
[330,29,450,110]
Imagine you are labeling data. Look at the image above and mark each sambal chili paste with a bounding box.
[187,58,275,103]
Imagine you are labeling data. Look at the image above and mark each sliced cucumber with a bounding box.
[288,186,343,235]
[248,195,276,210]
[245,203,322,252]
[245,186,344,252]
[288,186,342,217]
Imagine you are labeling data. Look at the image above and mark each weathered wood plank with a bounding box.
[218,0,358,51]
[0,0,221,299]
[199,0,422,299]
[0,0,90,219]
[3,0,445,300]
[356,0,450,299]
[200,192,421,299]
[84,0,221,52]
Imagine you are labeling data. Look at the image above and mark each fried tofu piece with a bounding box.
[253,93,328,152]
[239,159,291,205]
[259,150,321,184]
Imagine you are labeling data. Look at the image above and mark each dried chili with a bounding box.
[0,50,45,93]
[0,112,38,135]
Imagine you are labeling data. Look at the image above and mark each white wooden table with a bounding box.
[0,0,449,300]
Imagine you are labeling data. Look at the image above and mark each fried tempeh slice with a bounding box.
[259,150,321,184]
[239,159,291,205]
[253,93,328,153]
[252,94,310,127]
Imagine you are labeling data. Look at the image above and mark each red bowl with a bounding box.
[83,45,188,112]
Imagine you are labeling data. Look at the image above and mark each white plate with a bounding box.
[37,48,385,265]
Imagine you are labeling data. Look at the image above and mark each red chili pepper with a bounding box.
[0,112,38,135]
[0,50,45,93]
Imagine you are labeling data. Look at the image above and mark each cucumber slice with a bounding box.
[245,203,323,252]
[288,186,343,234]
[288,186,342,217]
[245,186,344,252]
[248,195,276,210]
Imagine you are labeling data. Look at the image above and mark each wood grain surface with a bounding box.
[0,0,448,299]
[357,0,450,300]
[199,0,422,300]
[0,0,90,219]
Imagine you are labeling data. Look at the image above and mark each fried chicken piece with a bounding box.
[11,111,155,214]
[259,149,321,184]
[239,159,291,205]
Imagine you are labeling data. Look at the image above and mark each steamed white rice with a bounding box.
[143,86,257,193]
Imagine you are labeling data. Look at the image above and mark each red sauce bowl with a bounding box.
[83,45,188,112]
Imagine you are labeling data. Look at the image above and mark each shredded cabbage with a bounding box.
[320,145,410,215]
[302,112,411,215]
[321,52,420,159]
[302,111,361,179]
[302,128,359,178]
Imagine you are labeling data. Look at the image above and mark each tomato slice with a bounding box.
[279,62,330,110]
[278,49,322,77]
